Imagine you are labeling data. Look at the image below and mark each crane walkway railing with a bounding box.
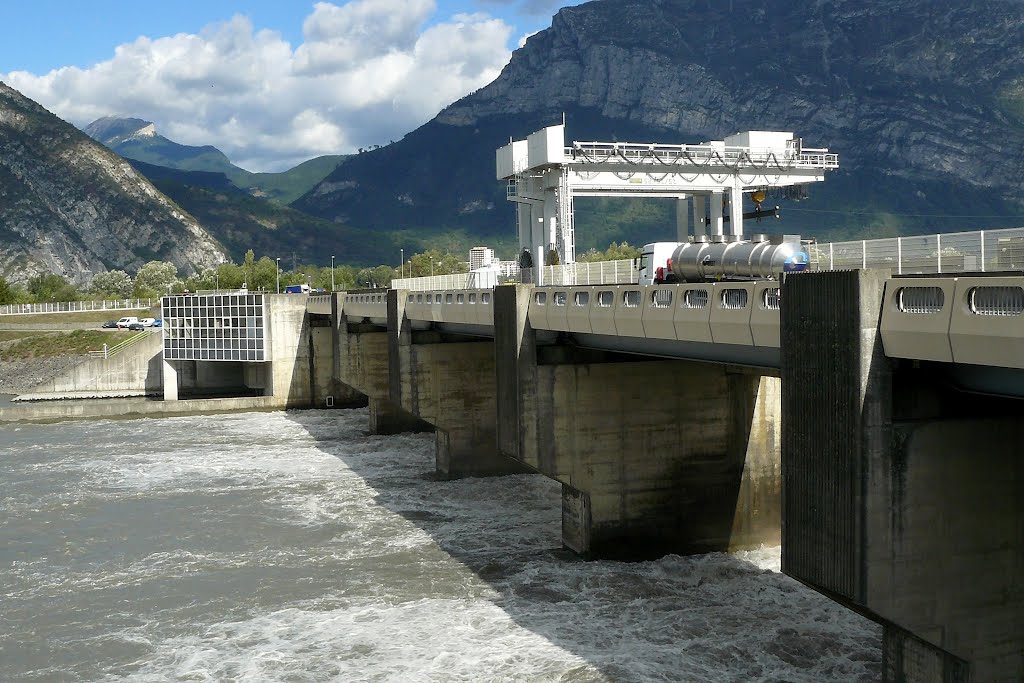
[88,331,153,360]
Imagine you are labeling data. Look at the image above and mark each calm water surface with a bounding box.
[0,409,881,681]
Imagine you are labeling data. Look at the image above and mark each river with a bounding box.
[0,409,881,681]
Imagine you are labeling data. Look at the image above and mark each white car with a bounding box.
[140,318,157,327]
[115,316,140,329]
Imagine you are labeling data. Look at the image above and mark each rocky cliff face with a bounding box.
[443,0,1024,192]
[297,0,1024,245]
[0,83,227,284]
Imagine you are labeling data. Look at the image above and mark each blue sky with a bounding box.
[2,1,573,73]
[1,0,584,169]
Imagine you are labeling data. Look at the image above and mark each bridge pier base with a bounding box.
[782,269,1023,681]
[368,397,430,435]
[495,285,782,558]
[389,291,528,479]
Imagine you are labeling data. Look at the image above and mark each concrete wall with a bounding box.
[26,332,163,395]
[267,294,312,407]
[0,395,282,423]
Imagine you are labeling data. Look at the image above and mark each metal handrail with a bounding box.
[88,330,152,359]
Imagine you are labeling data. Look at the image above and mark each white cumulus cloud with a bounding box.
[2,1,514,171]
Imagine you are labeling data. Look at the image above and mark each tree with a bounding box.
[28,273,66,300]
[253,256,278,291]
[355,265,396,289]
[0,275,13,305]
[242,249,256,289]
[407,249,468,277]
[216,262,245,290]
[133,261,178,296]
[577,241,642,262]
[91,270,134,298]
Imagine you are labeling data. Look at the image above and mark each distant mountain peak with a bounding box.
[83,116,157,146]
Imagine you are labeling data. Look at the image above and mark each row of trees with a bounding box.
[0,248,476,305]
[0,243,643,306]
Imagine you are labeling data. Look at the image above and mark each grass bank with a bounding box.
[0,330,130,359]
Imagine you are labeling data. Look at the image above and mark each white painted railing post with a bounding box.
[829,243,834,271]
[897,237,903,275]
[937,234,943,273]
[862,240,867,269]
[980,231,986,272]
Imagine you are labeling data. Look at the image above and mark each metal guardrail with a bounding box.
[88,330,152,359]
[0,299,155,316]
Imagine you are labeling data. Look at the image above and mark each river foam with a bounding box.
[0,409,880,681]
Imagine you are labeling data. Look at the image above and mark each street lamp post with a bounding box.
[331,255,335,292]
[275,257,281,294]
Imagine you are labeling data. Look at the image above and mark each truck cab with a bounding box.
[638,242,680,286]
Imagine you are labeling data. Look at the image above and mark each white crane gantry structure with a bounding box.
[496,124,839,266]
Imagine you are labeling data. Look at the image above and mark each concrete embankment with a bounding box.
[0,396,284,424]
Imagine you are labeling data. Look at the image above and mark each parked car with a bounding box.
[127,322,145,331]
[116,316,140,329]
[150,319,163,328]
[101,320,118,329]
[140,318,157,327]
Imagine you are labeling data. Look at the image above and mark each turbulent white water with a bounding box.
[0,409,881,681]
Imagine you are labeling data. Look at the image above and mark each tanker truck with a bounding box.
[637,234,810,285]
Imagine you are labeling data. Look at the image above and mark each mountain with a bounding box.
[127,160,405,267]
[0,82,226,285]
[84,116,348,204]
[294,0,1024,252]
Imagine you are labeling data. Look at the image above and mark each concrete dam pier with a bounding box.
[782,270,1023,681]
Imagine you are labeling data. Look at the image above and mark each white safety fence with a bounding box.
[532,259,639,286]
[392,271,521,291]
[0,298,156,316]
[808,227,1024,274]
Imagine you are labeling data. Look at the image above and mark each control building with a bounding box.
[160,292,312,403]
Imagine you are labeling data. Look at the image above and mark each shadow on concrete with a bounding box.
[280,407,881,681]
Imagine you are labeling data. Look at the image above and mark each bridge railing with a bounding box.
[809,227,1024,274]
